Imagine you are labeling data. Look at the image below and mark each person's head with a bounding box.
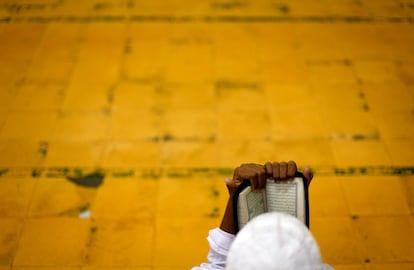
[226,212,323,270]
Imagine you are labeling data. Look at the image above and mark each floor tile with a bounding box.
[311,216,363,265]
[163,85,216,111]
[395,61,414,85]
[71,36,123,85]
[213,37,258,67]
[11,82,66,111]
[163,109,216,140]
[330,141,392,167]
[354,61,402,84]
[13,218,90,266]
[1,23,46,48]
[361,82,414,112]
[255,24,298,60]
[340,176,410,215]
[153,267,189,270]
[123,41,169,80]
[25,59,75,82]
[29,177,93,218]
[0,111,7,131]
[52,112,109,142]
[311,83,364,111]
[295,30,349,60]
[112,82,159,112]
[14,267,79,270]
[91,177,158,219]
[213,61,261,85]
[218,141,277,167]
[0,84,18,111]
[308,63,356,85]
[309,177,349,217]
[84,219,153,267]
[102,141,161,168]
[0,218,24,265]
[70,58,120,85]
[333,265,366,270]
[157,176,224,218]
[0,45,36,75]
[216,87,267,113]
[269,109,325,140]
[82,266,153,270]
[261,59,309,84]
[0,112,57,141]
[62,83,111,112]
[353,215,414,263]
[0,141,45,167]
[319,109,378,140]
[217,110,271,142]
[44,141,105,167]
[270,140,337,168]
[401,176,414,213]
[35,23,82,58]
[365,263,414,270]
[153,217,219,268]
[0,178,37,217]
[384,140,414,167]
[264,83,315,111]
[164,52,213,84]
[110,111,162,141]
[374,111,414,141]
[161,141,218,167]
[0,59,30,84]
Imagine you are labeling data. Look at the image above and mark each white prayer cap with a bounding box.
[226,212,323,270]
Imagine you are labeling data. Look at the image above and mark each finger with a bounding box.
[280,161,287,179]
[287,161,297,178]
[272,162,280,180]
[233,166,243,183]
[224,177,237,195]
[251,172,259,191]
[258,167,267,189]
[303,167,314,185]
[225,177,239,189]
[265,162,273,178]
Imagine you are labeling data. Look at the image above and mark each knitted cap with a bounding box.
[226,212,323,270]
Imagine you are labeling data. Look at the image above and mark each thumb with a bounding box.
[303,167,313,185]
[225,177,238,195]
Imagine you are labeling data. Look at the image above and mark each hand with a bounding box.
[225,161,312,195]
[225,163,266,195]
[264,161,313,185]
[220,161,313,234]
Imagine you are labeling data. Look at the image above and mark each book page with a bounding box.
[246,190,266,219]
[266,180,297,216]
[265,178,306,223]
[237,187,266,229]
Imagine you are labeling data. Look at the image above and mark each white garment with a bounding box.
[192,214,333,270]
[191,228,235,270]
[227,213,334,270]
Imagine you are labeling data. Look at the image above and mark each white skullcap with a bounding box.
[226,212,323,270]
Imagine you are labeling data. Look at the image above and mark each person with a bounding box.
[191,161,333,270]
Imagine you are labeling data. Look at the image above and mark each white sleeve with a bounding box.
[191,228,235,270]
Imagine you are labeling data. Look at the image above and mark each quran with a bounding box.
[233,172,309,232]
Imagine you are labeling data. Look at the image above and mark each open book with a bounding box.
[233,172,309,232]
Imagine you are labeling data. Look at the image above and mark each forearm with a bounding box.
[220,198,236,235]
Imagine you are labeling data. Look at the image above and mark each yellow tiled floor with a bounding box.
[0,0,414,269]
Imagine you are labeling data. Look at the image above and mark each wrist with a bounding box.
[220,198,236,234]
